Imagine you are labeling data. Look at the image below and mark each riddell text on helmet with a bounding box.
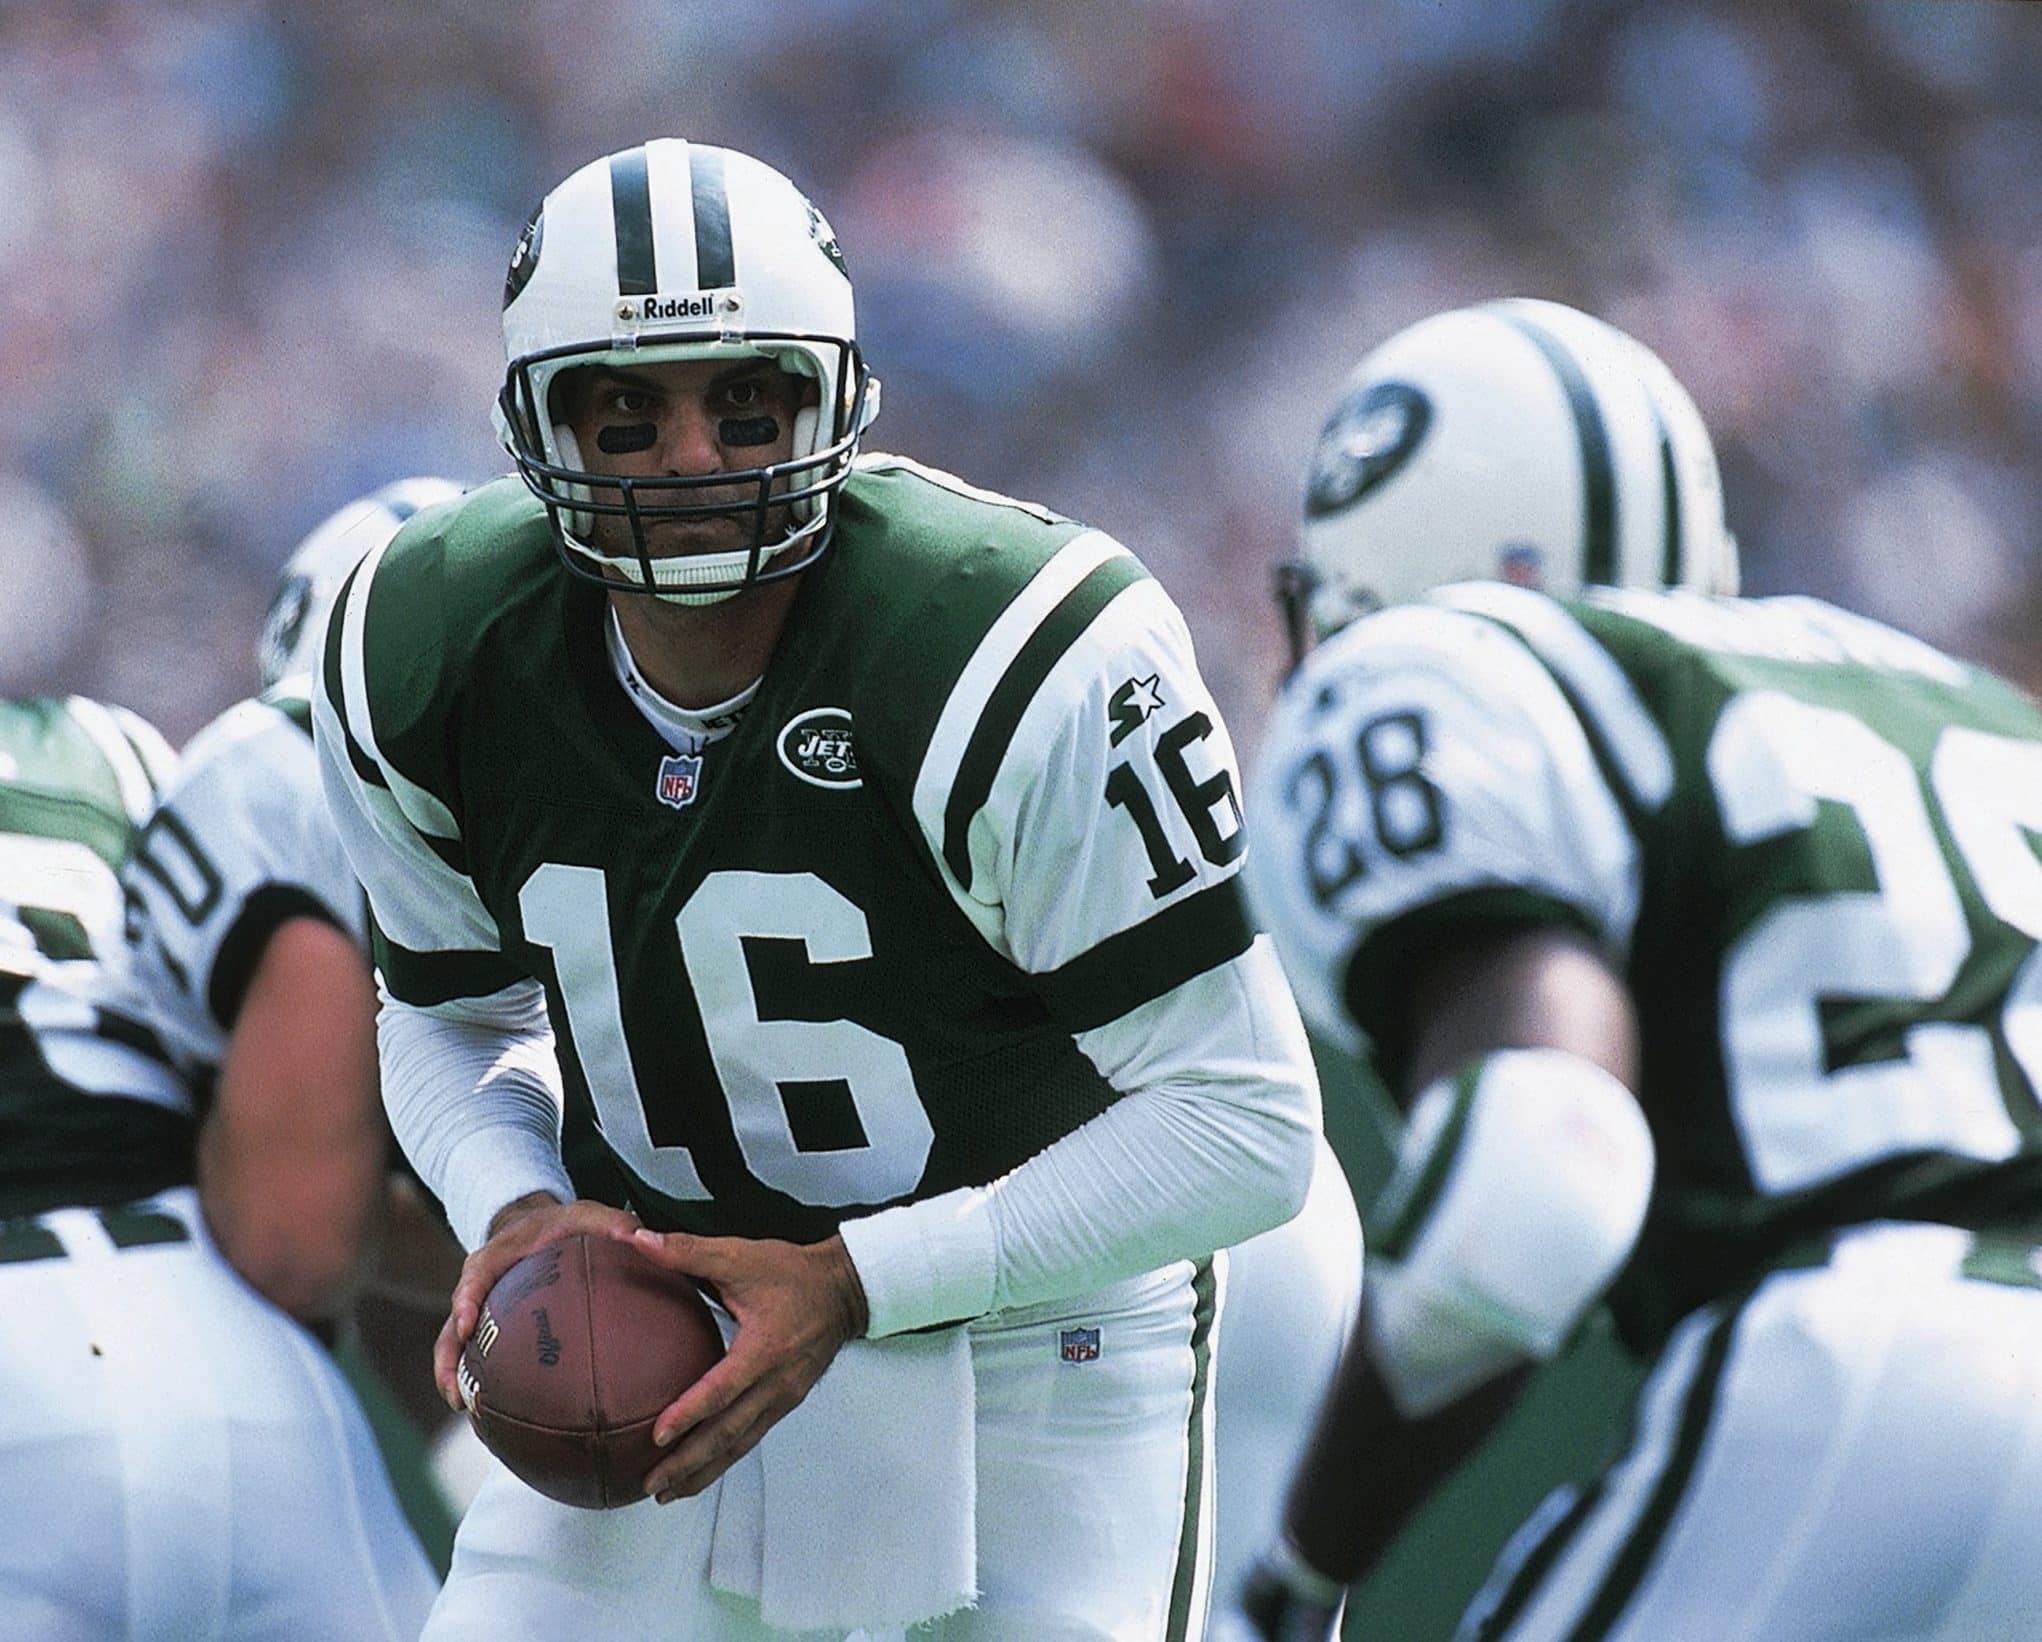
[622,293,726,322]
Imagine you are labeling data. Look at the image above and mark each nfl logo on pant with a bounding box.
[656,753,703,810]
[1058,1326,1101,1364]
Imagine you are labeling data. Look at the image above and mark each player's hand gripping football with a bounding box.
[432,1192,643,1409]
[627,1227,869,1502]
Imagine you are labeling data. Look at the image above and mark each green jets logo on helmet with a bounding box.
[503,203,544,310]
[805,198,848,280]
[1305,382,1432,520]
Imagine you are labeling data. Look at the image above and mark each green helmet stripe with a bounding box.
[609,146,657,296]
[1497,308,1617,587]
[689,144,735,290]
[1651,401,1684,588]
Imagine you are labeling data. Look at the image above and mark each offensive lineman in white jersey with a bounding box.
[122,477,465,1325]
[0,679,438,1636]
[1233,300,2042,1640]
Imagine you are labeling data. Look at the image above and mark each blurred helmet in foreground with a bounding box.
[258,478,466,690]
[1281,298,1738,657]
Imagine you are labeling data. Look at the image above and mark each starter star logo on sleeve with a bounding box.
[1108,674,1166,747]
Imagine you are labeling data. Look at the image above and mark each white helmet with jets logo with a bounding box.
[1280,298,1738,660]
[258,477,466,690]
[494,138,880,605]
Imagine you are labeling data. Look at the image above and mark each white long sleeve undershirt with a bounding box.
[376,980,574,1250]
[377,938,1319,1335]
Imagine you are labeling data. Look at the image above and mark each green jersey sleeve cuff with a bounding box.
[372,924,528,1010]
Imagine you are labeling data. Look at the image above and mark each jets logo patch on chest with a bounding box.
[777,707,860,789]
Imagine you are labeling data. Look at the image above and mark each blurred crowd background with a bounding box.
[2,0,2036,750]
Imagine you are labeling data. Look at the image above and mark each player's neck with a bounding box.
[606,579,801,710]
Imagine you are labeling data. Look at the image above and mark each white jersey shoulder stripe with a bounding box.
[64,695,161,825]
[970,577,1228,974]
[336,534,462,842]
[853,451,1063,523]
[912,529,1132,910]
[311,682,500,953]
[1433,581,1675,812]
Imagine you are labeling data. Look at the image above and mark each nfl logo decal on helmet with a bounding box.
[656,752,704,809]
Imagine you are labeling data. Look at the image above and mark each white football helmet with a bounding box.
[257,477,465,690]
[1281,298,1738,659]
[494,138,880,605]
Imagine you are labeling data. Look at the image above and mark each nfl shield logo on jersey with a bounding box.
[1058,1327,1101,1364]
[655,753,703,810]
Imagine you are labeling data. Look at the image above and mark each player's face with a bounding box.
[558,357,814,558]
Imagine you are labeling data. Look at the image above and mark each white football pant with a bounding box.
[0,1187,439,1640]
[1208,1134,1362,1620]
[1462,1220,2042,1641]
[426,1260,1218,1640]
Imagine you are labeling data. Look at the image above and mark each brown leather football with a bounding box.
[458,1233,725,1508]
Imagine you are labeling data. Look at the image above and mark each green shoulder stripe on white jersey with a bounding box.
[1436,581,1675,815]
[912,530,1138,900]
[311,678,500,961]
[938,547,1149,891]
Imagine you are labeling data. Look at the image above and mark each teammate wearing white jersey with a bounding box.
[123,477,465,1322]
[0,685,436,1638]
[1234,300,2042,1641]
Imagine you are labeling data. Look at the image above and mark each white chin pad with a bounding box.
[1364,1048,1654,1418]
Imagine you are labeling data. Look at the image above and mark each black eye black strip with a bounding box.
[597,423,658,454]
[720,416,779,447]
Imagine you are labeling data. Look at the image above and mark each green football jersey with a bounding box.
[0,695,167,965]
[321,463,1256,1243]
[1249,582,2042,1347]
[0,695,192,1216]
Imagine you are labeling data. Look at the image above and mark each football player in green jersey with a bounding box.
[1235,299,2042,1641]
[315,138,1325,1639]
[0,692,439,1635]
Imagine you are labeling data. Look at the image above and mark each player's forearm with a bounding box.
[840,945,1320,1335]
[377,984,576,1250]
[1284,1342,1529,1587]
[199,917,386,1318]
[199,1121,382,1318]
